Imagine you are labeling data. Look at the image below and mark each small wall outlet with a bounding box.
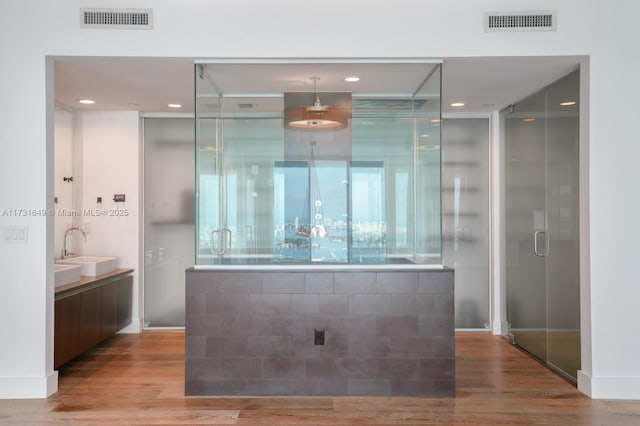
[314,328,325,346]
[113,194,125,202]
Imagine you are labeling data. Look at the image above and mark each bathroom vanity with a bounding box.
[185,265,454,396]
[54,268,133,368]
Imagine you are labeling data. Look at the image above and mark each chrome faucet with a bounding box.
[62,227,87,259]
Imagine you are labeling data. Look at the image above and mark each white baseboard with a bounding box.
[0,370,58,399]
[578,370,640,399]
[577,370,592,397]
[492,320,509,335]
[118,318,142,334]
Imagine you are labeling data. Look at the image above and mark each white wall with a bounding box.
[1,0,640,399]
[54,109,74,259]
[581,4,640,398]
[76,111,141,333]
[0,54,55,398]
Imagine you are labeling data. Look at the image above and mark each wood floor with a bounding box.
[2,332,640,425]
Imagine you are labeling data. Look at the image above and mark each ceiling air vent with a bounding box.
[485,11,556,32]
[80,8,153,30]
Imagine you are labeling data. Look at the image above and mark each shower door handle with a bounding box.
[210,228,232,255]
[534,230,549,257]
[211,229,225,255]
[222,228,232,252]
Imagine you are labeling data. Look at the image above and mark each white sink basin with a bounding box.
[58,256,117,277]
[54,264,82,287]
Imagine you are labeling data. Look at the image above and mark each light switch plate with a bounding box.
[3,226,28,244]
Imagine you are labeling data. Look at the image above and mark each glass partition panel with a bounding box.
[273,161,309,262]
[195,61,442,265]
[350,161,385,263]
[415,65,442,261]
[544,70,580,379]
[144,117,194,327]
[441,118,490,329]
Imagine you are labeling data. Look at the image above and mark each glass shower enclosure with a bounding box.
[195,59,442,266]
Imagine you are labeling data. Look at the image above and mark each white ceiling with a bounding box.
[196,61,441,96]
[54,56,582,114]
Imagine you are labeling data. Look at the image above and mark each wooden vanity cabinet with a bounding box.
[116,276,133,331]
[54,295,80,367]
[54,271,133,368]
[77,286,102,354]
[100,280,119,341]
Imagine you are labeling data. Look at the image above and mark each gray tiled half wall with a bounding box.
[185,267,454,397]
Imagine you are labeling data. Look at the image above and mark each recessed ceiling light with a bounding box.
[344,76,360,82]
[431,118,442,124]
[168,103,182,108]
[420,134,431,138]
[523,118,536,122]
[78,99,95,105]
[450,102,465,107]
[560,101,576,106]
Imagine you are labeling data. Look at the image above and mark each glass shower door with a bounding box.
[213,117,284,262]
[197,116,284,264]
[505,70,580,380]
[505,90,548,363]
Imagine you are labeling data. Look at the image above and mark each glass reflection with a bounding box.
[195,61,442,265]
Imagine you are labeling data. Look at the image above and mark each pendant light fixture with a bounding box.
[285,77,350,129]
